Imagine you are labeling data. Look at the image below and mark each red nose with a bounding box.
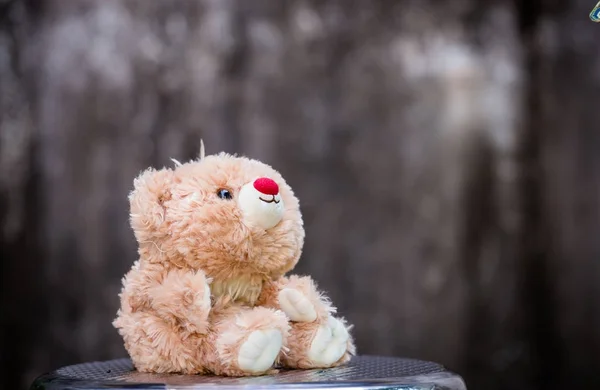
[253,177,279,195]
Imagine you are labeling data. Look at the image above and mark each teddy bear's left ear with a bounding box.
[128,167,174,241]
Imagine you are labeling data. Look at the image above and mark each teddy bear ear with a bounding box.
[128,167,174,239]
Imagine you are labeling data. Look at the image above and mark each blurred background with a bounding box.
[1,0,599,389]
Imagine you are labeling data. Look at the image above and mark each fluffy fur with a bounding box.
[113,152,355,376]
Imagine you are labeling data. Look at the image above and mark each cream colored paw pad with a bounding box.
[308,317,349,366]
[278,288,317,322]
[200,282,211,309]
[237,329,283,373]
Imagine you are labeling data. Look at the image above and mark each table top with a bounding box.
[30,355,467,390]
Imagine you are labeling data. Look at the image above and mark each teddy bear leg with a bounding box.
[205,306,290,376]
[281,315,355,369]
[115,311,207,374]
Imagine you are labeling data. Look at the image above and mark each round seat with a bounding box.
[30,355,467,389]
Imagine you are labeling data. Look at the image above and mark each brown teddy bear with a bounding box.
[113,148,355,376]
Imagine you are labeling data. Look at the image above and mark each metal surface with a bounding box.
[30,355,467,390]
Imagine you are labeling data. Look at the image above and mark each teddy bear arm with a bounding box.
[259,275,336,322]
[146,269,212,334]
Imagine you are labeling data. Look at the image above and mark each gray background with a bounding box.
[1,1,599,389]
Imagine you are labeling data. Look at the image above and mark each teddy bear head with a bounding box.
[128,152,305,282]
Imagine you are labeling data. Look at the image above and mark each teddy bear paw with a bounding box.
[199,279,211,310]
[278,288,317,322]
[237,329,283,374]
[307,316,349,367]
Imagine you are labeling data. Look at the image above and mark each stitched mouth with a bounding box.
[259,196,280,204]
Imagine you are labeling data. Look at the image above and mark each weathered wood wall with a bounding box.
[1,0,599,389]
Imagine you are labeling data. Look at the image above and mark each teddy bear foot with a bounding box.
[237,329,283,374]
[307,316,350,367]
[214,307,289,376]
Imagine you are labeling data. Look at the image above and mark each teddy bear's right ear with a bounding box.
[128,167,174,240]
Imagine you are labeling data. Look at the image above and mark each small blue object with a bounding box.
[590,1,600,22]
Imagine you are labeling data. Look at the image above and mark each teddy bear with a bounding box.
[113,147,355,376]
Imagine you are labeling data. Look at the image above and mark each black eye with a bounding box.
[217,189,233,200]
